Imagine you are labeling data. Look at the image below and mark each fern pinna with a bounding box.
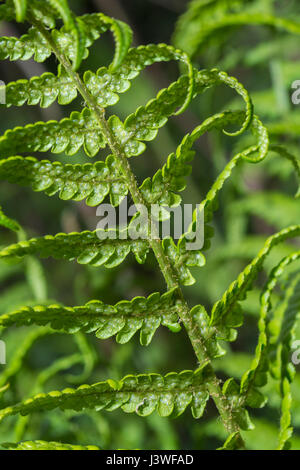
[0,0,299,451]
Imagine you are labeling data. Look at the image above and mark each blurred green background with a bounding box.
[0,0,300,450]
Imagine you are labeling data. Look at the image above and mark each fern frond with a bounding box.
[42,0,85,70]
[0,327,52,389]
[0,27,49,62]
[1,43,252,142]
[277,377,294,450]
[141,111,266,208]
[1,44,177,109]
[0,69,253,160]
[45,4,132,71]
[178,114,268,253]
[242,256,300,449]
[0,0,298,449]
[174,1,300,59]
[13,0,26,22]
[269,146,300,198]
[0,230,149,267]
[0,289,181,346]
[269,270,300,449]
[0,155,126,207]
[25,0,57,28]
[2,440,100,450]
[0,205,20,232]
[240,254,300,410]
[0,13,109,63]
[102,15,133,73]
[189,304,225,358]
[0,365,211,421]
[120,67,253,158]
[83,44,187,110]
[44,0,73,27]
[0,109,106,158]
[210,226,300,338]
[276,274,300,349]
[84,43,195,116]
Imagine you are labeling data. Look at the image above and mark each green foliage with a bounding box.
[0,205,20,232]
[12,0,26,22]
[0,156,125,206]
[141,111,267,210]
[268,267,300,449]
[2,440,100,450]
[211,225,300,332]
[0,109,106,158]
[173,0,300,59]
[0,13,108,63]
[0,230,149,267]
[0,327,53,391]
[0,289,181,346]
[0,0,299,451]
[0,366,210,421]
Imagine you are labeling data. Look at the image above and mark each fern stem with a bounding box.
[32,18,244,443]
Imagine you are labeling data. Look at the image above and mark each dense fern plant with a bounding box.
[0,0,299,451]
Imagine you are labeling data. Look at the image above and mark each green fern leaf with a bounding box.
[174,0,300,59]
[0,230,149,267]
[1,44,251,137]
[120,67,253,157]
[0,289,181,346]
[269,146,300,198]
[1,0,298,449]
[141,111,266,209]
[45,0,86,70]
[0,365,211,421]
[0,13,110,63]
[178,114,268,255]
[0,205,20,232]
[277,377,293,450]
[0,109,106,158]
[2,440,101,450]
[25,0,58,28]
[269,271,300,449]
[104,16,133,72]
[210,226,300,338]
[0,327,53,389]
[1,66,77,108]
[13,0,26,22]
[239,254,300,415]
[0,155,126,207]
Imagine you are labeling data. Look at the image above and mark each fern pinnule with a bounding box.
[0,365,211,422]
[2,440,101,450]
